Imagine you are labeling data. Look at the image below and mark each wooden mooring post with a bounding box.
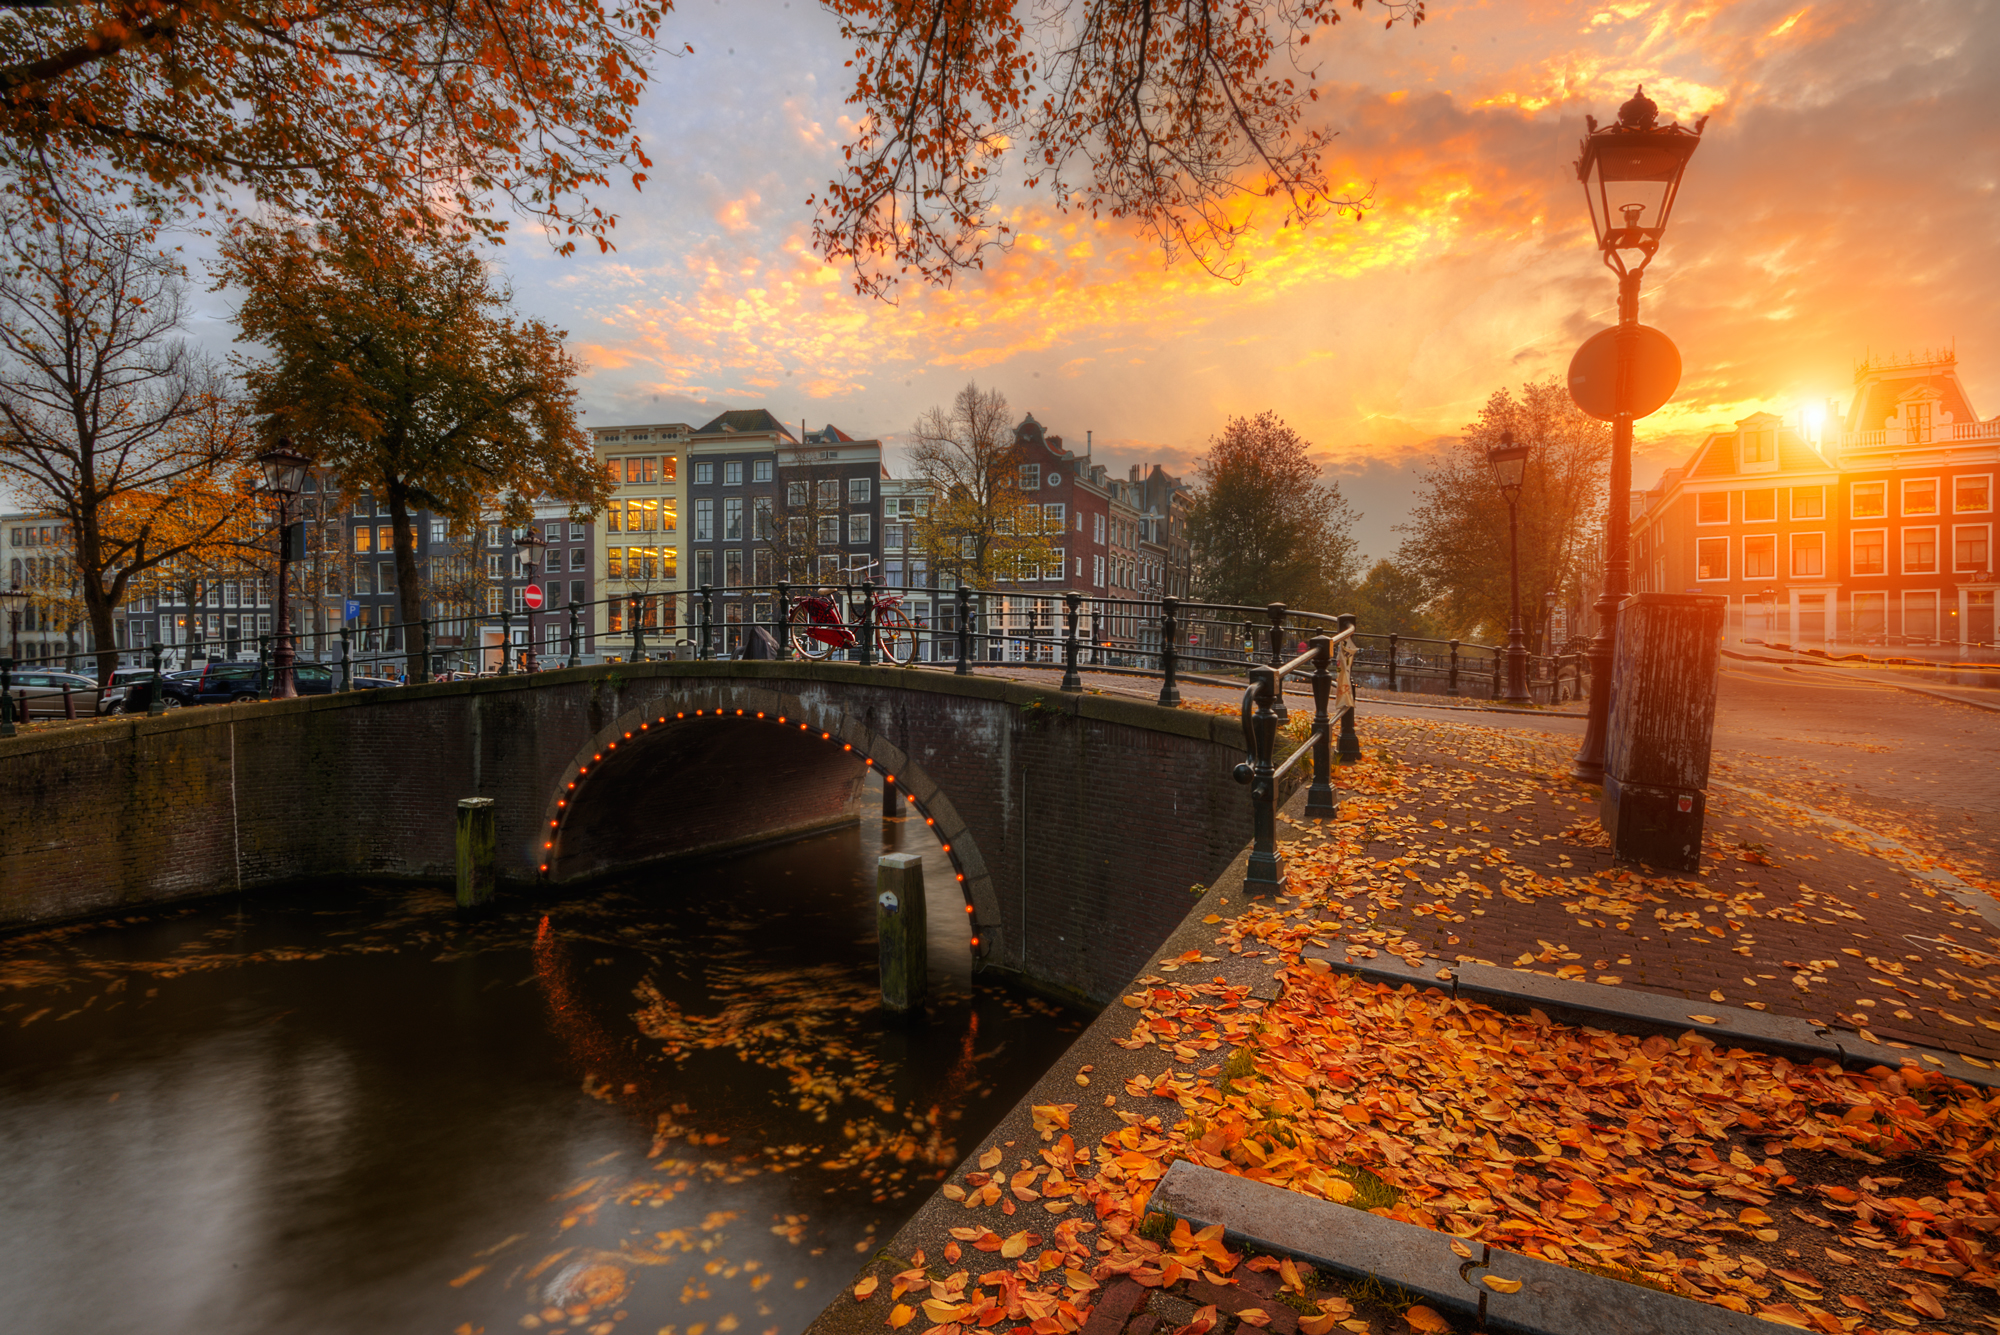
[456,797,497,909]
[876,852,927,1012]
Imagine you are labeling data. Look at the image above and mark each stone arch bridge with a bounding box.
[0,663,1272,1002]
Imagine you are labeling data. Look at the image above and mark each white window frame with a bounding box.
[1850,528,1887,578]
[1018,464,1041,490]
[1850,481,1887,520]
[1902,477,1939,517]
[754,459,773,483]
[848,476,872,505]
[1741,489,1777,524]
[693,461,714,486]
[1694,492,1729,526]
[724,460,743,486]
[1742,533,1778,581]
[1953,523,1991,574]
[1790,531,1825,578]
[847,513,871,545]
[1902,525,1939,575]
[1954,473,1993,514]
[1789,486,1825,521]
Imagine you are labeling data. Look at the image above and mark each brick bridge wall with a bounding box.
[0,663,1284,1002]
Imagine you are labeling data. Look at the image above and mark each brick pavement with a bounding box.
[1289,714,2000,1066]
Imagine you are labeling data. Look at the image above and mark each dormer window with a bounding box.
[1742,429,1777,466]
[1906,401,1934,444]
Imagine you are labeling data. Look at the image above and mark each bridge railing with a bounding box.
[1232,624,1358,893]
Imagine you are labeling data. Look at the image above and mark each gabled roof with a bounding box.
[1681,413,1829,480]
[694,408,797,439]
[805,423,855,444]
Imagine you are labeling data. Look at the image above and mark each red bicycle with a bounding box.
[789,579,916,665]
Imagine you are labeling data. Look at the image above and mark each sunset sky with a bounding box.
[495,0,1993,560]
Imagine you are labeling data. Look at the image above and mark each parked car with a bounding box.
[1,667,104,719]
[95,665,178,716]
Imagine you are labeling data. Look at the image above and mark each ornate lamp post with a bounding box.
[514,527,549,673]
[1486,431,1533,705]
[254,440,311,698]
[0,584,25,736]
[1568,87,1704,783]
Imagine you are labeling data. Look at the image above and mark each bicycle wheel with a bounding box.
[875,608,915,666]
[790,600,835,660]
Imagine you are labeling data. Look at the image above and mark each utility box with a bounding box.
[1601,593,1726,871]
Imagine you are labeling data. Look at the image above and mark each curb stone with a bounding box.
[1297,944,2000,1090]
[1147,1160,1766,1335]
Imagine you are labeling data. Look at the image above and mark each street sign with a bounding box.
[1567,324,1682,421]
[522,583,544,610]
[345,599,360,622]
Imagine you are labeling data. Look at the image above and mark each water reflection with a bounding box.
[0,781,1087,1334]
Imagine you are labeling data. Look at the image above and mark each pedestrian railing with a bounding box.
[1232,622,1358,894]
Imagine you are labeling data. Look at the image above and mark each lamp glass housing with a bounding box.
[255,442,311,497]
[1577,126,1701,259]
[1486,440,1531,496]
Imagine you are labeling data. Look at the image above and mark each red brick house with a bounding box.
[1631,351,1998,649]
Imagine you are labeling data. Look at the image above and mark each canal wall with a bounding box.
[0,663,1283,1003]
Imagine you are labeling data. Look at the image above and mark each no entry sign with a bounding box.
[1567,323,1681,421]
[522,583,544,610]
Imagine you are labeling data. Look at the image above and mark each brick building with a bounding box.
[1631,350,1998,649]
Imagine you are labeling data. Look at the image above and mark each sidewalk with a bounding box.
[816,709,2000,1335]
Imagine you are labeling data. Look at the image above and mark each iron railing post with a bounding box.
[776,581,792,660]
[630,594,647,663]
[0,657,15,736]
[955,585,972,675]
[500,606,514,674]
[699,585,714,660]
[1386,632,1398,693]
[1061,591,1082,690]
[1449,639,1460,695]
[567,603,581,668]
[1305,634,1337,819]
[1234,664,1283,893]
[1336,614,1362,763]
[1158,596,1181,706]
[146,641,166,716]
[857,580,876,666]
[1266,602,1290,721]
[257,635,271,699]
[420,617,433,680]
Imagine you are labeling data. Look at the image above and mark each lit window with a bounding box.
[1904,479,1938,515]
[1851,482,1886,518]
[354,527,372,554]
[1956,476,1991,513]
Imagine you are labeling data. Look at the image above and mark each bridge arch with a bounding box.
[539,683,1001,961]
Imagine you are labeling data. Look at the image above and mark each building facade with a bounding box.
[592,420,688,660]
[1,512,88,665]
[1631,351,1999,650]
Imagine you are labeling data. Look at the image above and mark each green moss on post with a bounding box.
[876,852,926,1012]
[457,797,497,909]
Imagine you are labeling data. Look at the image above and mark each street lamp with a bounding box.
[255,439,311,699]
[514,527,548,673]
[0,584,24,737]
[1568,86,1704,783]
[1486,430,1533,705]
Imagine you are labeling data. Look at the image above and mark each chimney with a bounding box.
[1048,434,1063,453]
[1129,464,1140,483]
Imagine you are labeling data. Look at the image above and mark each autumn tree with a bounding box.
[814,0,1425,294]
[0,217,259,682]
[223,220,609,679]
[1185,410,1357,613]
[907,381,1054,586]
[1344,558,1439,639]
[1394,378,1609,645]
[0,0,666,252]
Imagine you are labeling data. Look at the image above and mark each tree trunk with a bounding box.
[386,478,426,682]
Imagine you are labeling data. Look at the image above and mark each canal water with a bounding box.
[0,786,1088,1335]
